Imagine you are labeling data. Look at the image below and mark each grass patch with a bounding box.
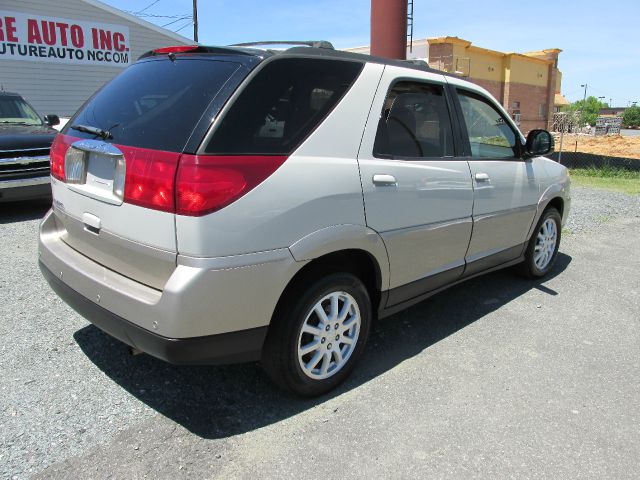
[570,167,640,195]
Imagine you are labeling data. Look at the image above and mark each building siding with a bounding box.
[0,0,191,116]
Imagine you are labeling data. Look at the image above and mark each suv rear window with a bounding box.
[205,58,363,155]
[65,58,241,152]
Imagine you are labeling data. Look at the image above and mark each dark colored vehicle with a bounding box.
[0,92,59,202]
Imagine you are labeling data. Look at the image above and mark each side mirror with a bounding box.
[44,114,60,127]
[524,129,554,158]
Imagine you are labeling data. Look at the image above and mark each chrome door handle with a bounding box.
[475,172,490,182]
[372,174,397,186]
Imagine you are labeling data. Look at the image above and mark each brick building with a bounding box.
[346,37,567,133]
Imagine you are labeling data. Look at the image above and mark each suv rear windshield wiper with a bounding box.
[70,124,113,140]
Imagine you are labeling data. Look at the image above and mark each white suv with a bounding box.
[39,43,570,396]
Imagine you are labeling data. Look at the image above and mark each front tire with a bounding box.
[520,207,562,278]
[261,273,372,397]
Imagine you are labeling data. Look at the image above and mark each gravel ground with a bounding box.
[1,186,639,479]
[0,199,157,479]
[565,185,640,233]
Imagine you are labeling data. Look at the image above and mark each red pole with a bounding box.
[370,0,407,60]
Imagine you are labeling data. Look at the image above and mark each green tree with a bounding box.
[622,105,640,128]
[562,96,608,126]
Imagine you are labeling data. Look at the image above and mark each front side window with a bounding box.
[373,81,454,159]
[458,90,518,159]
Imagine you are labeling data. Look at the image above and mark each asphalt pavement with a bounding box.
[1,189,639,479]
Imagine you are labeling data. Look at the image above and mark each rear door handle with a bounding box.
[475,172,490,182]
[372,174,397,186]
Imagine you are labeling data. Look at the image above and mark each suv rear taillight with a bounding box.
[50,136,285,216]
[120,146,180,212]
[176,155,287,216]
[49,135,70,181]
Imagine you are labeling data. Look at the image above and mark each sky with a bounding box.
[102,0,639,107]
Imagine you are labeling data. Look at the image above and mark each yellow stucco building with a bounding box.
[427,37,566,132]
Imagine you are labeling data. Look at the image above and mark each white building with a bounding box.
[0,0,191,117]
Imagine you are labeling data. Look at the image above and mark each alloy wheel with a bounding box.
[534,218,558,270]
[296,291,361,380]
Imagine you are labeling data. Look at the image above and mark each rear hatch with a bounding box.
[49,52,253,289]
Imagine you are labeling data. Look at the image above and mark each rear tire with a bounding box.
[519,207,562,278]
[261,273,371,397]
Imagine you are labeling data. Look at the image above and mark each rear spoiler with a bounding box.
[139,45,257,60]
[140,41,334,60]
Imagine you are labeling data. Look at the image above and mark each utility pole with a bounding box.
[581,84,588,102]
[192,0,199,43]
[580,83,588,127]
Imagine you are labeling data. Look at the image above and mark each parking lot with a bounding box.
[2,186,639,479]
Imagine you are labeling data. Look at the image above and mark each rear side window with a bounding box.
[65,58,241,152]
[373,81,454,159]
[205,58,363,155]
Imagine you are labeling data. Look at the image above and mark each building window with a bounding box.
[539,104,546,119]
[513,101,520,109]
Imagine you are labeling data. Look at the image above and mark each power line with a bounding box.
[125,1,195,38]
[161,15,192,28]
[125,11,189,19]
[135,0,161,14]
[174,21,193,33]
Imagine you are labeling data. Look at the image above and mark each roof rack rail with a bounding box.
[401,59,429,68]
[229,40,335,50]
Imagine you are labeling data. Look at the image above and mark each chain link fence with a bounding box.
[549,151,640,171]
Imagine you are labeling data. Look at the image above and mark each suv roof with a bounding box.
[139,43,454,77]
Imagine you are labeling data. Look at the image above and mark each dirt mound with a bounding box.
[554,134,640,159]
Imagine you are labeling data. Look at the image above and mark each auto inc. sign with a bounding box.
[0,11,130,67]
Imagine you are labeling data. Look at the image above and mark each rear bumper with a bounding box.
[40,260,266,365]
[38,208,302,364]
